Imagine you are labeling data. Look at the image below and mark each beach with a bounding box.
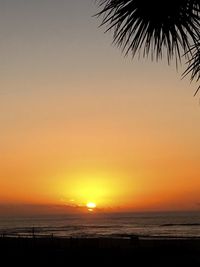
[1,212,200,266]
[1,236,200,266]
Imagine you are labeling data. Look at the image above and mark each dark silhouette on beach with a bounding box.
[96,0,200,94]
[0,235,200,266]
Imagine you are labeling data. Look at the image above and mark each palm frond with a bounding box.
[96,0,200,63]
[183,40,200,96]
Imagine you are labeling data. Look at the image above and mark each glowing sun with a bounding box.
[86,202,96,211]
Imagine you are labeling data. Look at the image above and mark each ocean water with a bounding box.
[0,212,200,239]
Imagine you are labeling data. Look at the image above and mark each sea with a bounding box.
[0,211,200,239]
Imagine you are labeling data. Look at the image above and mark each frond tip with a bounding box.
[183,41,200,96]
[96,0,200,63]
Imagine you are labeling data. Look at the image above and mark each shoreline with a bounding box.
[0,231,200,241]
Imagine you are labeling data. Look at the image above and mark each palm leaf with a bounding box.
[96,0,200,63]
[183,40,200,96]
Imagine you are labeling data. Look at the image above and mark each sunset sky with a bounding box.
[0,0,200,214]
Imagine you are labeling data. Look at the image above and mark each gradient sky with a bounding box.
[0,0,200,214]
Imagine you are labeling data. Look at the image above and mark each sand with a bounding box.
[0,236,200,266]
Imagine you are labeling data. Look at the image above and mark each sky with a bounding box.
[0,0,200,214]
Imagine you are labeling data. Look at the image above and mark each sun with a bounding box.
[86,202,96,211]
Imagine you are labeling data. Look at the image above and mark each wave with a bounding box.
[1,212,200,238]
[160,223,200,227]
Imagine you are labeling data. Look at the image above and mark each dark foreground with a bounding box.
[0,237,200,266]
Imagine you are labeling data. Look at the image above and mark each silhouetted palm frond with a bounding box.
[97,0,200,63]
[183,41,200,95]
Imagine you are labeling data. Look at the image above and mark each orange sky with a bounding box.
[0,0,200,214]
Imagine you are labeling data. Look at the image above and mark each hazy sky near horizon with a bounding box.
[0,0,200,213]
